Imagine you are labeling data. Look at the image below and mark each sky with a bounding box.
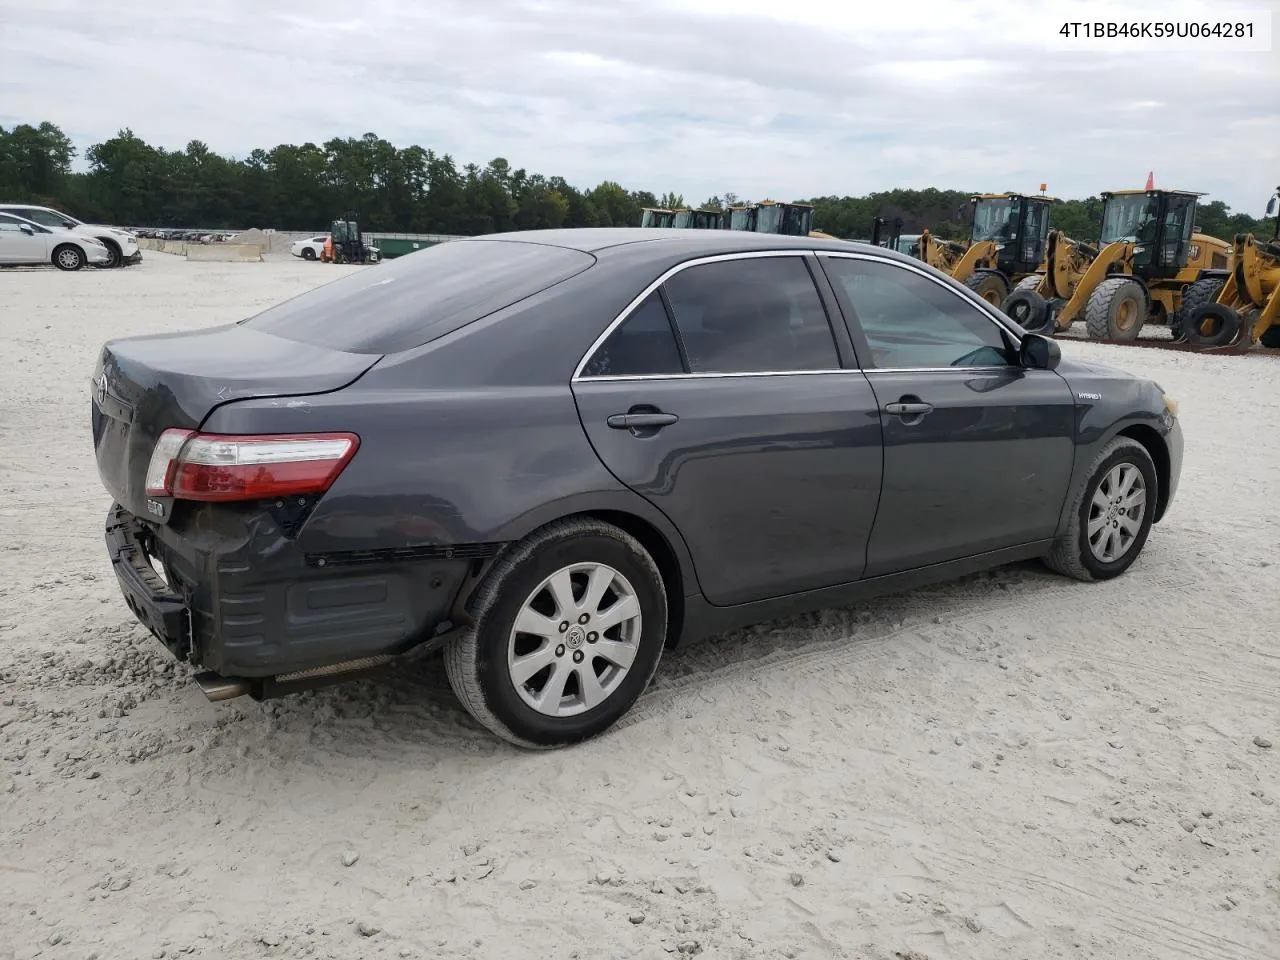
[1,0,1276,213]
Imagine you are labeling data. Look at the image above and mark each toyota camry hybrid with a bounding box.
[91,228,1183,748]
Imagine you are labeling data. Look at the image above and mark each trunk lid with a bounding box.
[91,322,380,522]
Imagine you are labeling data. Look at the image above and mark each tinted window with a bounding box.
[240,239,594,354]
[824,257,1014,369]
[580,292,684,378]
[661,257,839,373]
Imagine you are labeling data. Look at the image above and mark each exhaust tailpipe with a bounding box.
[193,671,252,702]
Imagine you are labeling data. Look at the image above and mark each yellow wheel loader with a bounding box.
[1000,189,1231,341]
[918,192,1056,306]
[1179,187,1280,349]
[726,199,837,239]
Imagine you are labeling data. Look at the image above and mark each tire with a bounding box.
[52,244,85,271]
[964,269,1009,306]
[1044,436,1158,582]
[302,247,317,261]
[99,239,122,269]
[1170,276,1224,341]
[1183,303,1241,347]
[1000,288,1052,333]
[444,517,668,749]
[1084,276,1146,341]
[1260,320,1280,349]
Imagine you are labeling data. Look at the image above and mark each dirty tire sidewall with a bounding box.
[1084,277,1146,341]
[1171,276,1224,340]
[1001,290,1050,333]
[1184,303,1241,347]
[1045,436,1158,583]
[964,270,1009,306]
[445,518,667,749]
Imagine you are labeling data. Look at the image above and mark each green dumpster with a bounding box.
[368,236,441,259]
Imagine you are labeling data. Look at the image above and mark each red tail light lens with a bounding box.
[145,430,360,502]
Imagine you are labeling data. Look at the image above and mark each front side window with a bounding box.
[662,256,840,373]
[16,208,75,229]
[1100,195,1158,244]
[823,257,1014,369]
[0,213,30,232]
[579,292,684,378]
[971,199,1018,243]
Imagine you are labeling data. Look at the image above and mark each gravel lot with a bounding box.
[1,252,1278,960]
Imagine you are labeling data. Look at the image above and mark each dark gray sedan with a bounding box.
[91,228,1183,748]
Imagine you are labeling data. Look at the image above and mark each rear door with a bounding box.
[818,252,1076,577]
[571,251,884,607]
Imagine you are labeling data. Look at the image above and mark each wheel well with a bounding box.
[585,510,687,648]
[1117,424,1170,522]
[98,236,120,254]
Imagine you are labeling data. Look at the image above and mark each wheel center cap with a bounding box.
[565,625,587,649]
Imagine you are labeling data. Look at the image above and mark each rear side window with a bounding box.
[240,239,595,354]
[580,292,685,378]
[661,256,840,373]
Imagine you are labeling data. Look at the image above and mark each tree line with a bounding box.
[1,120,1269,242]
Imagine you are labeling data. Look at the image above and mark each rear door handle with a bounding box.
[607,412,679,429]
[884,402,933,416]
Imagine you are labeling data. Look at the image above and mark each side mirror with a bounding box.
[1020,332,1061,371]
[19,224,34,235]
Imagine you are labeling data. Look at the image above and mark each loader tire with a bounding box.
[963,269,1009,306]
[1260,323,1280,349]
[1183,303,1241,347]
[1000,289,1052,333]
[1170,276,1225,341]
[1085,277,1146,341]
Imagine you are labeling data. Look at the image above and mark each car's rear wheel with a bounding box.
[1044,436,1157,582]
[53,244,86,271]
[444,517,667,748]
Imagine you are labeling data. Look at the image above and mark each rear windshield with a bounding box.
[240,239,595,354]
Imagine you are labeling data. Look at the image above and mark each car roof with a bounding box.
[463,226,920,265]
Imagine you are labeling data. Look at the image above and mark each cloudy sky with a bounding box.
[1,0,1275,212]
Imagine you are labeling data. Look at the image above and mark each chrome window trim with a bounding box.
[570,249,830,383]
[815,250,1027,347]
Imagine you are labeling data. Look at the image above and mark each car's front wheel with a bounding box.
[301,247,317,261]
[53,244,86,271]
[445,517,668,748]
[1045,436,1158,582]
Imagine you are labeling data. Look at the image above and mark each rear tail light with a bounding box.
[145,430,359,502]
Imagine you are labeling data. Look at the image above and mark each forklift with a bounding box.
[322,214,380,264]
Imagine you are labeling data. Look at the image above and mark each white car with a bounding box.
[290,235,329,260]
[0,211,113,270]
[0,203,141,268]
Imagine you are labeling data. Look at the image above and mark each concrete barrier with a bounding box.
[185,244,264,262]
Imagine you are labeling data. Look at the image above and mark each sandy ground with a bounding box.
[1,251,1278,960]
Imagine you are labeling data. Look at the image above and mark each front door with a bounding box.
[818,252,1077,577]
[571,252,884,606]
[0,214,49,264]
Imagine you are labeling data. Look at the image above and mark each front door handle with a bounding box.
[884,401,933,416]
[607,412,679,430]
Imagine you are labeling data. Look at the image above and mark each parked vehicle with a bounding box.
[0,211,112,270]
[92,228,1183,748]
[290,235,329,260]
[0,204,141,268]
